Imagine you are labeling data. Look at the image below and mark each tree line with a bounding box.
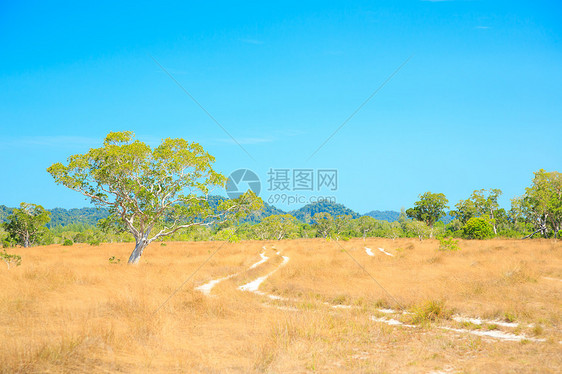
[1,131,559,265]
[3,168,560,248]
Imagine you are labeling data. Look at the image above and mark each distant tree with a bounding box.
[312,212,334,238]
[405,220,430,241]
[406,192,449,236]
[387,221,403,240]
[47,131,262,264]
[452,198,477,225]
[254,214,299,240]
[522,169,562,238]
[3,203,51,247]
[463,217,494,239]
[333,214,352,239]
[453,189,502,234]
[355,216,378,240]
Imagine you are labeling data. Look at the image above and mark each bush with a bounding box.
[1,249,22,269]
[411,300,451,324]
[463,217,494,239]
[2,238,15,248]
[62,239,73,246]
[88,239,101,246]
[438,237,460,251]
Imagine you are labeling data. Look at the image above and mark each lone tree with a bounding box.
[406,192,449,236]
[47,131,262,264]
[3,203,51,247]
[312,212,334,238]
[254,214,299,240]
[453,188,502,234]
[522,169,562,238]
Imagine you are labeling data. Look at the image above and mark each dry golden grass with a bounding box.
[0,238,561,373]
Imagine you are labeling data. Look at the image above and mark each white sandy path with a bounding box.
[195,252,270,296]
[249,252,269,269]
[543,276,562,282]
[256,288,546,343]
[452,316,521,328]
[364,247,394,257]
[369,316,545,342]
[439,326,545,342]
[239,255,290,292]
[378,247,394,257]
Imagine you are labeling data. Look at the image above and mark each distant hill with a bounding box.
[440,212,454,224]
[207,195,286,223]
[0,205,109,228]
[290,201,360,223]
[363,210,400,222]
[48,207,110,228]
[0,205,12,222]
[2,200,420,227]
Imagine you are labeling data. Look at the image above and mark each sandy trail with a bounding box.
[368,314,545,342]
[452,316,521,328]
[238,255,290,292]
[195,252,270,296]
[200,247,547,343]
[249,252,269,269]
[378,247,394,256]
[364,247,394,257]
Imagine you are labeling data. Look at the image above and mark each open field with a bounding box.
[1,238,561,373]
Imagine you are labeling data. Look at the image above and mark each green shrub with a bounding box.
[463,217,494,239]
[108,256,121,264]
[88,239,101,246]
[2,238,15,248]
[62,239,73,246]
[1,249,22,269]
[411,300,451,324]
[438,237,460,251]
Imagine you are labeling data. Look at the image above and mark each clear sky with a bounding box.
[1,0,560,213]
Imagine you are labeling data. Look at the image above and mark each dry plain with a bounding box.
[0,238,561,373]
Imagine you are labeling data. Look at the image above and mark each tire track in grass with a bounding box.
[364,247,394,257]
[195,251,270,296]
[198,247,549,343]
[260,289,547,342]
[238,255,290,293]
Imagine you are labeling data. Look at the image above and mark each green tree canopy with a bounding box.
[3,202,51,247]
[522,169,562,238]
[406,192,449,230]
[253,214,299,240]
[463,217,494,239]
[453,188,502,234]
[47,131,262,264]
[312,212,334,238]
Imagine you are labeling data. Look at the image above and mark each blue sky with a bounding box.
[1,0,560,213]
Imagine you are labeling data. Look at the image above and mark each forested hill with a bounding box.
[290,201,360,223]
[364,210,400,222]
[0,205,110,228]
[48,207,110,228]
[1,200,397,227]
[0,205,11,222]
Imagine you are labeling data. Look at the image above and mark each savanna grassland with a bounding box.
[1,238,561,373]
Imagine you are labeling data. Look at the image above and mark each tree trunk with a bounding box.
[128,239,148,264]
[23,232,30,248]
